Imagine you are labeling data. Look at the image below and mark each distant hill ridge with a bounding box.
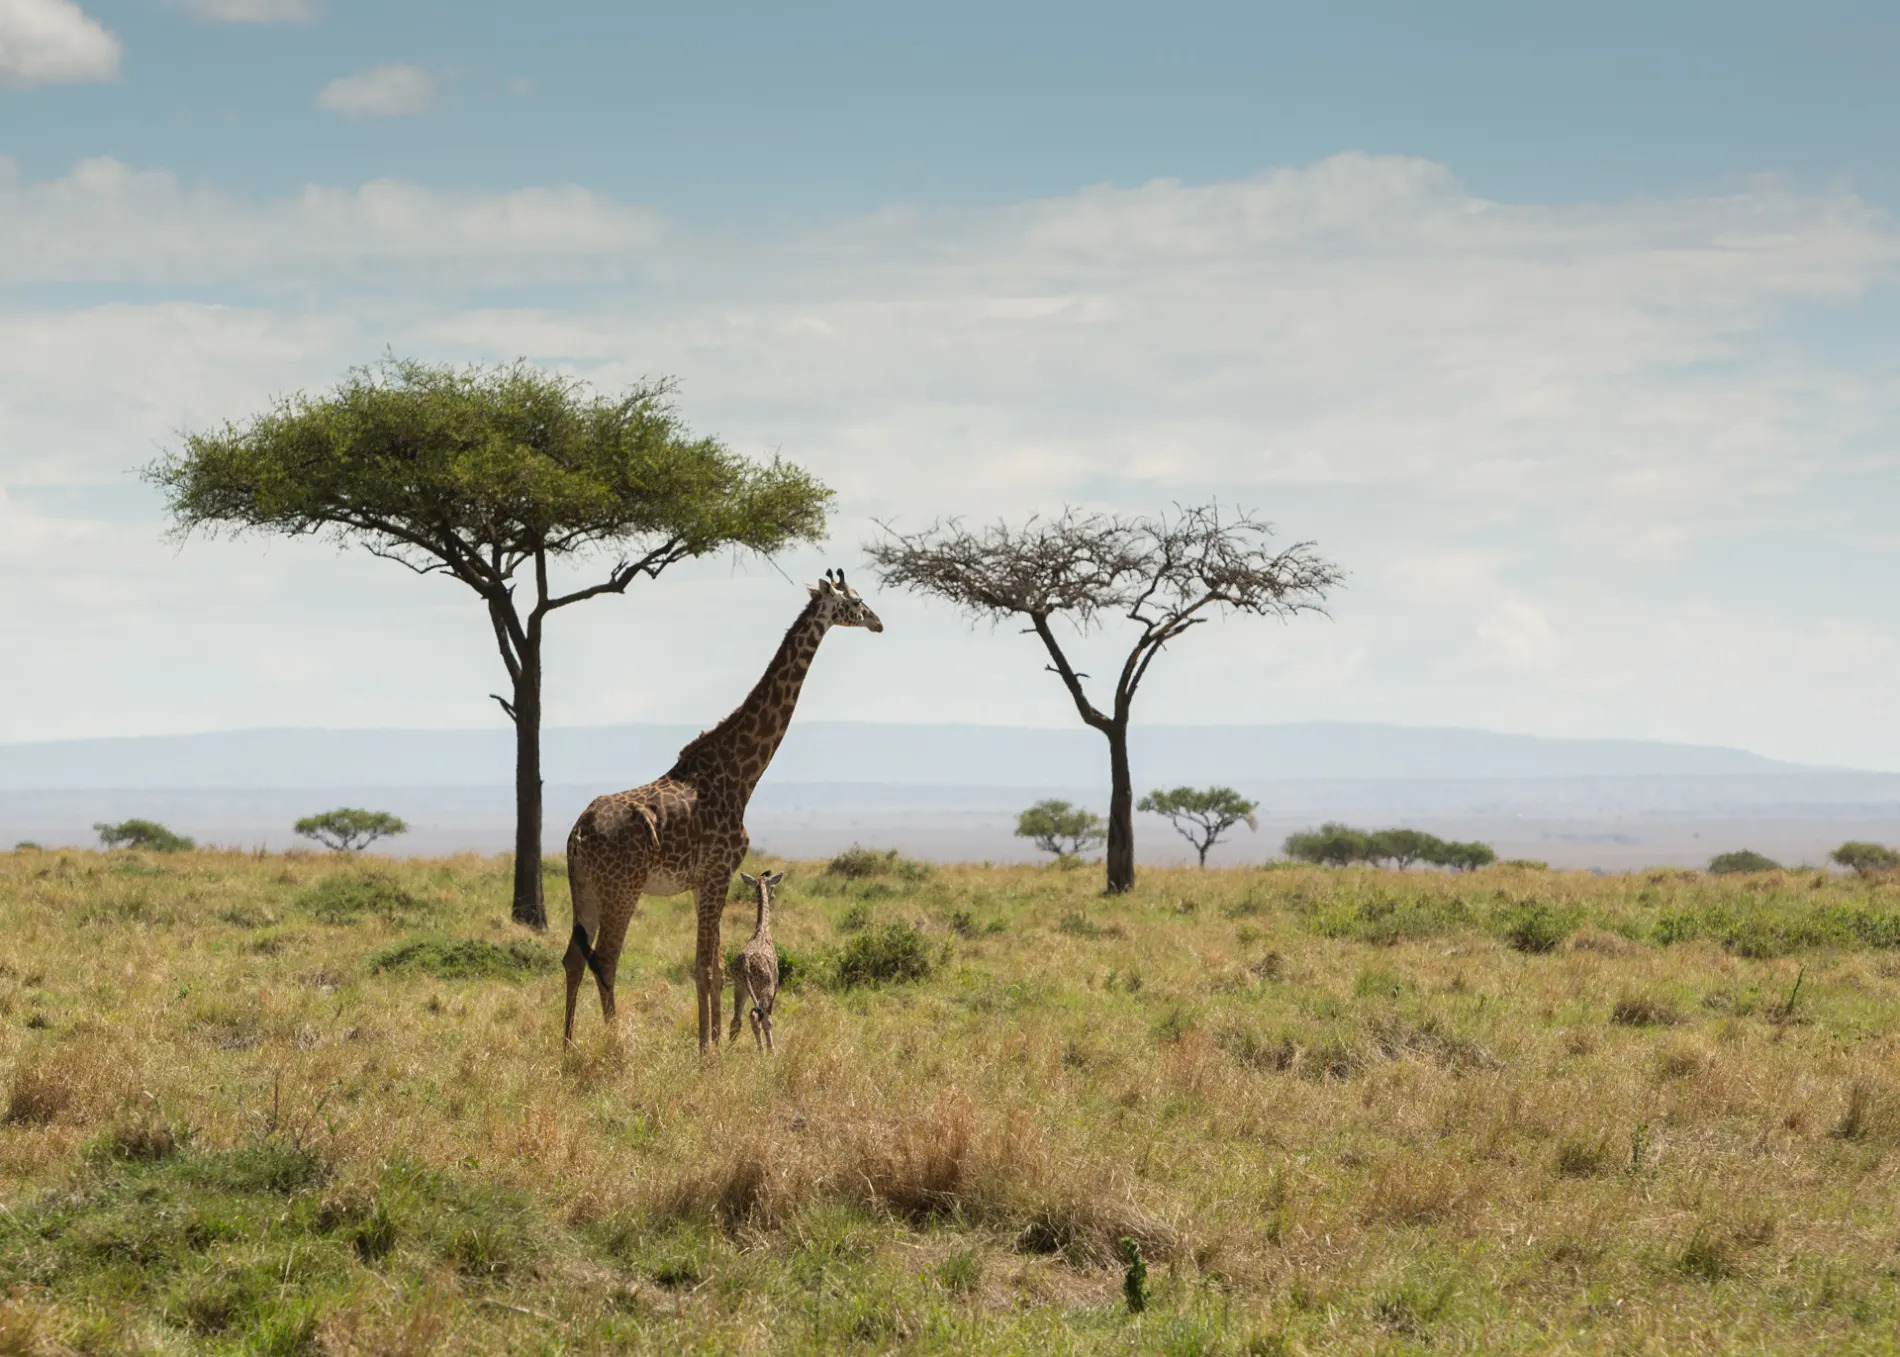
[0,721,1820,791]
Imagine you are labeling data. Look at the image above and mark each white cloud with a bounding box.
[316,62,434,117]
[1,153,1897,763]
[0,0,119,87]
[0,157,663,284]
[181,0,316,20]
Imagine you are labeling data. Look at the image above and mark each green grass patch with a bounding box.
[297,871,431,924]
[369,937,552,980]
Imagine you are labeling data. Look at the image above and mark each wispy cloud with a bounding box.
[0,156,664,283]
[181,0,316,21]
[315,62,433,117]
[0,0,120,87]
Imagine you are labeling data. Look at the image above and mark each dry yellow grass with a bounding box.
[2,848,1900,1352]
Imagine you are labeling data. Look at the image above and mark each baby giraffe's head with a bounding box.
[739,869,786,904]
[808,568,883,632]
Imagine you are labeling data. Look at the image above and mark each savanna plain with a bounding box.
[5,847,1900,1354]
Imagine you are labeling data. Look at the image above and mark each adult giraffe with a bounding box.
[563,570,883,1050]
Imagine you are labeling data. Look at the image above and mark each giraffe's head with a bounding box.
[808,569,884,633]
[739,869,785,898]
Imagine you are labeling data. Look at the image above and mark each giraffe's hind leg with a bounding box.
[562,931,589,1044]
[590,902,637,1027]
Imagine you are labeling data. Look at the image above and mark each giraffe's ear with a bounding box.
[764,871,785,886]
[740,872,758,886]
[805,581,823,597]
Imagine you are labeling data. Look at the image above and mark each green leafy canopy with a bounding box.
[145,356,831,583]
[295,808,409,853]
[1014,799,1107,858]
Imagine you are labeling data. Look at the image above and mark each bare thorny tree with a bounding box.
[867,504,1343,893]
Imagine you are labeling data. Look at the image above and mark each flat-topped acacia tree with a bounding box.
[148,357,830,929]
[868,505,1341,894]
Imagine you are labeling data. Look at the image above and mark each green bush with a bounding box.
[1832,842,1900,876]
[1496,900,1577,954]
[1430,840,1497,872]
[833,924,935,988]
[1366,828,1446,869]
[1283,823,1370,867]
[369,938,552,980]
[1708,850,1781,875]
[94,819,194,853]
[826,846,931,881]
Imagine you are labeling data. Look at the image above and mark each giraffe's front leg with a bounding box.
[694,886,726,1052]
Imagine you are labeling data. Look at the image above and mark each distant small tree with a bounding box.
[1832,841,1900,876]
[1283,822,1370,867]
[1015,800,1107,859]
[295,808,409,853]
[1708,849,1781,875]
[869,505,1340,893]
[95,819,194,853]
[1430,840,1497,872]
[1367,828,1445,869]
[1138,786,1258,868]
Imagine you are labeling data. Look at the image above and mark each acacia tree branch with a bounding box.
[363,543,452,577]
[1123,608,1212,703]
[541,537,690,613]
[487,595,524,689]
[1029,612,1110,731]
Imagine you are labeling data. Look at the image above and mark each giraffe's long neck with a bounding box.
[751,890,772,941]
[670,597,827,796]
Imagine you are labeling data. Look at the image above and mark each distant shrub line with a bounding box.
[1283,823,1496,872]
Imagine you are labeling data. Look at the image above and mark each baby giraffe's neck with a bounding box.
[751,890,773,941]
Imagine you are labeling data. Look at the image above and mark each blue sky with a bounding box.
[1,0,1897,767]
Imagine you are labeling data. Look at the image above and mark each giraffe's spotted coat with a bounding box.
[563,574,882,1050]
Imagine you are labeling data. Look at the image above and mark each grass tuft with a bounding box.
[1611,992,1682,1027]
[369,937,552,980]
[298,871,429,924]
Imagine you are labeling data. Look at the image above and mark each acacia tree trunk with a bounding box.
[1104,719,1135,894]
[510,647,546,930]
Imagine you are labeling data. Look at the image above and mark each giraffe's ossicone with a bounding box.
[562,571,882,1052]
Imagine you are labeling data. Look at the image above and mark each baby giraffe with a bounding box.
[729,870,783,1052]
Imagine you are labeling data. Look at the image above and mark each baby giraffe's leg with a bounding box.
[759,1007,775,1055]
[730,975,749,1041]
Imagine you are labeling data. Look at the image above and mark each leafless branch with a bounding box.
[866,502,1342,718]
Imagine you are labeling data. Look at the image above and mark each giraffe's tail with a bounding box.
[564,851,608,987]
[569,922,608,986]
